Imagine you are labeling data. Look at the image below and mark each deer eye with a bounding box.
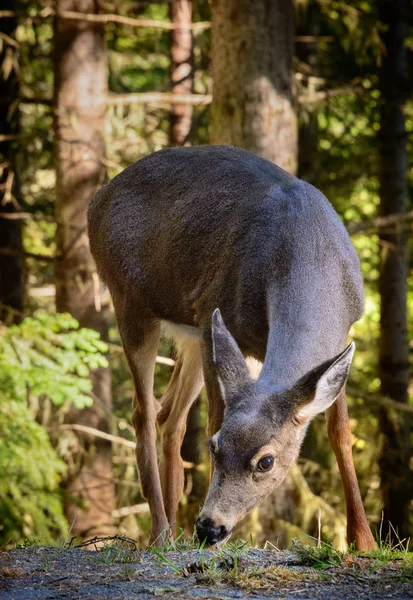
[256,455,274,472]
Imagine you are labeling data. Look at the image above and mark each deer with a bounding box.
[87,145,375,551]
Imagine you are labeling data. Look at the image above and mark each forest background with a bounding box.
[0,0,412,550]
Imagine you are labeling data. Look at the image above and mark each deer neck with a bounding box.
[259,286,343,388]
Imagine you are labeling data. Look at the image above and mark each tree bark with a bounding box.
[169,0,193,145]
[377,0,412,539]
[296,0,320,184]
[0,1,24,324]
[53,0,115,538]
[210,0,297,173]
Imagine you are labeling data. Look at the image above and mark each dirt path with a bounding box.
[1,546,412,599]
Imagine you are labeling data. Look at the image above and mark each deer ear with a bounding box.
[211,308,251,404]
[294,343,355,423]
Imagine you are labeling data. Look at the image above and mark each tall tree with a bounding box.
[170,0,193,146]
[210,0,297,173]
[377,0,412,539]
[53,0,115,538]
[0,2,24,324]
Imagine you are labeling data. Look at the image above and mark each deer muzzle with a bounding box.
[196,516,230,546]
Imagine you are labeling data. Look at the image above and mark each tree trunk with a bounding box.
[0,1,24,324]
[377,0,412,539]
[54,0,115,538]
[296,0,320,184]
[210,0,297,173]
[169,0,193,146]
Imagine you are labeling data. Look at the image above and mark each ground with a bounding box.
[1,539,412,599]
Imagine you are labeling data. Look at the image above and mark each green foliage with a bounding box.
[1,312,108,409]
[0,399,66,546]
[0,313,108,545]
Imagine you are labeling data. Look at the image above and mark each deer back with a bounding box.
[88,145,363,373]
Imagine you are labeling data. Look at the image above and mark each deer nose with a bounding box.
[196,517,229,546]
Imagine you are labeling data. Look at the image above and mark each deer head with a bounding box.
[196,309,355,546]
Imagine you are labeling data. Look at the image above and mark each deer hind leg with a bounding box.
[327,387,375,550]
[157,336,204,529]
[114,295,168,544]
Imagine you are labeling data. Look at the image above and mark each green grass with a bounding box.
[292,538,344,569]
[183,537,318,588]
[150,547,181,574]
[291,534,413,582]
[226,564,319,590]
[117,563,139,580]
[87,537,141,565]
[149,527,199,552]
[365,534,413,578]
[15,537,43,549]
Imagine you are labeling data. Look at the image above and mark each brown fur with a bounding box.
[327,388,375,550]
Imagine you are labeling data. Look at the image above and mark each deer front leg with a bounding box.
[158,342,204,530]
[327,387,376,551]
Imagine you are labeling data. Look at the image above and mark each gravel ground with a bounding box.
[1,545,412,600]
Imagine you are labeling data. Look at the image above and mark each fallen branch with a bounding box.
[156,355,176,367]
[20,88,364,109]
[57,423,136,449]
[19,84,363,109]
[347,210,413,235]
[57,423,198,468]
[108,91,212,106]
[58,10,210,31]
[18,92,211,107]
[113,504,150,518]
[71,534,138,548]
[0,211,33,220]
